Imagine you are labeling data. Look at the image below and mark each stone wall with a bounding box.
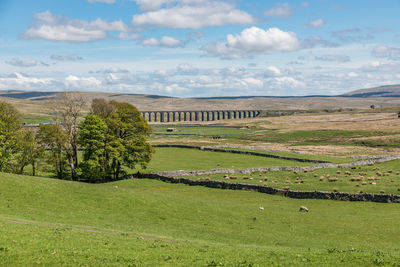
[134,173,400,203]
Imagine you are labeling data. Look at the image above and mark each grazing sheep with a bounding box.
[344,171,352,176]
[332,188,338,192]
[388,170,393,173]
[243,176,249,180]
[359,190,364,193]
[397,188,400,191]
[283,186,290,190]
[355,184,360,187]
[367,177,376,181]
[370,182,377,185]
[314,174,318,177]
[259,206,264,211]
[336,171,341,174]
[319,177,325,181]
[361,182,367,185]
[328,177,338,182]
[299,206,309,212]
[263,177,268,181]
[379,190,385,194]
[376,171,382,176]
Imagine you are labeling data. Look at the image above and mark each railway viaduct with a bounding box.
[140,110,262,122]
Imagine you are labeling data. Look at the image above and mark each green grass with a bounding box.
[214,147,356,164]
[21,115,54,124]
[1,173,400,266]
[244,129,400,147]
[150,124,256,139]
[138,147,313,172]
[180,159,400,195]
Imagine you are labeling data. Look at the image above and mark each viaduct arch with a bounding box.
[140,110,262,122]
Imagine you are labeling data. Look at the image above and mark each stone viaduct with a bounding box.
[140,110,262,122]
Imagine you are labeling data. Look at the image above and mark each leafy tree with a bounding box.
[37,124,68,179]
[13,128,44,175]
[0,101,22,171]
[52,92,86,180]
[80,99,153,181]
[77,114,107,181]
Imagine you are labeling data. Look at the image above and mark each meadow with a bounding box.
[2,107,400,266]
[1,173,400,266]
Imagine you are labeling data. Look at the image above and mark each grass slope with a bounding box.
[140,147,313,172]
[181,159,400,195]
[1,173,400,265]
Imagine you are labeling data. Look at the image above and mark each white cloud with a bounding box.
[65,75,102,89]
[51,54,82,61]
[264,66,281,77]
[371,45,400,60]
[304,18,325,28]
[23,11,129,42]
[6,58,38,67]
[118,32,142,40]
[264,3,295,18]
[315,55,350,63]
[88,0,115,3]
[132,1,254,29]
[142,36,184,47]
[360,61,400,73]
[0,72,55,90]
[201,27,300,59]
[176,63,199,75]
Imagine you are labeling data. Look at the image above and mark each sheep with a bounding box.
[379,190,385,194]
[263,177,268,181]
[332,188,339,192]
[283,186,290,190]
[344,171,352,176]
[285,179,291,184]
[259,206,264,211]
[299,206,309,212]
[328,177,338,182]
[336,171,341,174]
[361,182,367,185]
[314,174,318,177]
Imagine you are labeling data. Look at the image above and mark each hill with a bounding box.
[343,84,400,97]
[2,84,400,113]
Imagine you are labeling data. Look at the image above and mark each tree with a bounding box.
[77,115,107,181]
[37,124,68,179]
[52,92,86,180]
[0,101,22,171]
[80,99,154,181]
[14,128,44,175]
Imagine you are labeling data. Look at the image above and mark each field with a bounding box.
[2,96,400,265]
[1,173,400,266]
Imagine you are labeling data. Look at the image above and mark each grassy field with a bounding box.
[138,147,314,172]
[180,159,400,195]
[1,173,400,266]
[213,147,356,164]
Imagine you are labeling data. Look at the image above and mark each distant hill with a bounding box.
[342,85,400,97]
[1,84,400,112]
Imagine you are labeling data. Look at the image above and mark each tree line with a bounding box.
[0,94,153,182]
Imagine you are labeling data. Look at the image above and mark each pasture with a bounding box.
[1,173,400,266]
[2,107,400,266]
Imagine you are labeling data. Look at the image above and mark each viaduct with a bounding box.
[140,110,262,122]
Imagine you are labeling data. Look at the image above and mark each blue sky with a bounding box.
[1,0,400,97]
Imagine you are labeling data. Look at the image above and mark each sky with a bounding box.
[0,0,400,97]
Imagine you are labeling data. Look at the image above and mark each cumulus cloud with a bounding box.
[0,72,55,90]
[371,45,400,60]
[133,0,207,11]
[22,11,129,42]
[132,1,254,29]
[304,18,325,28]
[142,36,184,47]
[65,75,102,89]
[264,3,295,18]
[88,0,115,3]
[51,54,82,61]
[315,55,350,63]
[201,27,300,59]
[6,58,38,67]
[264,66,282,77]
